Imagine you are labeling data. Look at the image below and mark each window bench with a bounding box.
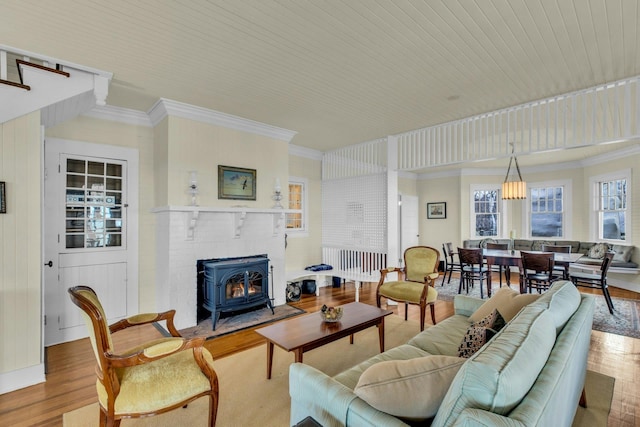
[463,238,638,271]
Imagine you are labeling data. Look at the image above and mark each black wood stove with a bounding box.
[197,255,274,330]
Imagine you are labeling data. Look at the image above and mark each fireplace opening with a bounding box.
[197,255,274,330]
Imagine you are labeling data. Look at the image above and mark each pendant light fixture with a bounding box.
[502,142,526,200]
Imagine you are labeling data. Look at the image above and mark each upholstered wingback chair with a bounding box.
[376,246,440,331]
[68,286,219,427]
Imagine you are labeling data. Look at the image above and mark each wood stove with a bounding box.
[198,255,274,330]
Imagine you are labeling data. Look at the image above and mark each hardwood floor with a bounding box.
[0,276,638,426]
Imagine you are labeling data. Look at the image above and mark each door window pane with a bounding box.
[65,157,125,249]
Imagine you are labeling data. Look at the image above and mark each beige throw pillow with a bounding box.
[469,287,540,323]
[354,355,466,420]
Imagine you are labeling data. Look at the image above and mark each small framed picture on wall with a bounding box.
[427,202,446,219]
[0,181,6,214]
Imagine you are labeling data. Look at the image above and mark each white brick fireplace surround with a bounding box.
[153,206,288,329]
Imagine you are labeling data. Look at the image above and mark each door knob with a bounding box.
[44,260,53,267]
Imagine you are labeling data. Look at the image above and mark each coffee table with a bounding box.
[255,302,392,379]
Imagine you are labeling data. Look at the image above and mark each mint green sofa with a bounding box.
[289,281,595,426]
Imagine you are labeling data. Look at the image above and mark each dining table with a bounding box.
[483,249,584,296]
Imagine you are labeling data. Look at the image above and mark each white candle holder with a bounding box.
[272,190,283,209]
[189,171,198,206]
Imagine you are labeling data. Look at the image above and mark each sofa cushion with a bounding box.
[433,305,556,427]
[354,355,466,420]
[333,343,430,390]
[408,314,472,357]
[588,242,609,259]
[530,280,581,334]
[468,287,541,323]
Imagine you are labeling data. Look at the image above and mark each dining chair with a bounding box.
[441,242,462,285]
[485,242,509,287]
[457,247,490,299]
[376,246,440,331]
[520,251,556,293]
[541,244,572,280]
[68,286,219,427]
[570,252,615,314]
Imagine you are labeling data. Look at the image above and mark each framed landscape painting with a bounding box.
[218,165,257,200]
[427,202,446,219]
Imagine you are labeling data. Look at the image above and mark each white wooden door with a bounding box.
[44,138,138,346]
[400,195,419,262]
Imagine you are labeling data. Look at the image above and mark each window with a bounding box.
[592,171,629,242]
[470,186,501,238]
[524,180,571,239]
[530,185,564,238]
[286,177,307,235]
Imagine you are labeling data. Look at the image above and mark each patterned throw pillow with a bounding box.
[457,309,506,358]
[588,243,609,259]
[532,240,553,251]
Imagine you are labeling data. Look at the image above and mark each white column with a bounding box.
[387,135,400,266]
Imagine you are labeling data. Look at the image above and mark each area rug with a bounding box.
[437,278,640,339]
[178,304,305,340]
[63,315,613,427]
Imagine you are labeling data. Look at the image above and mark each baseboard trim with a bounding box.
[0,363,45,394]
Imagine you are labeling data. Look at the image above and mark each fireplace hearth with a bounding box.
[198,255,274,330]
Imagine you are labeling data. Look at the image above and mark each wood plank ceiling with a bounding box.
[1,0,638,166]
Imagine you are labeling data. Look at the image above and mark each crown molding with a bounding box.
[289,144,323,161]
[398,171,418,180]
[418,142,640,180]
[83,104,152,127]
[580,143,640,166]
[147,98,297,142]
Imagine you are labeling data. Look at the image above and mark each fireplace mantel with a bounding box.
[152,205,294,239]
[152,205,295,214]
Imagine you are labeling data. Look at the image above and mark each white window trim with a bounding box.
[523,179,572,239]
[286,176,308,237]
[469,184,506,239]
[588,169,631,244]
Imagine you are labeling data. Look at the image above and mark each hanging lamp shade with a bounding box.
[502,143,527,200]
[502,180,527,199]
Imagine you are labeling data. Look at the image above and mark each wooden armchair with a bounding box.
[376,246,440,331]
[68,286,219,427]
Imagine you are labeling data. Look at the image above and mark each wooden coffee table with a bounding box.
[255,302,392,379]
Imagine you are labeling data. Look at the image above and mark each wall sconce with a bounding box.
[502,143,527,200]
[272,178,283,209]
[189,171,198,206]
